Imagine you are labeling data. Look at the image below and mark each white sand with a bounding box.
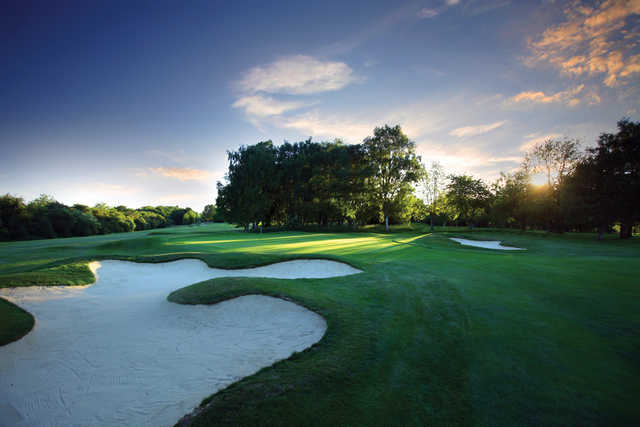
[449,237,525,250]
[0,259,361,426]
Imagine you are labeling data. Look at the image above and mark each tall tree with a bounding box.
[573,119,640,238]
[421,161,445,231]
[363,125,424,232]
[446,175,491,228]
[490,170,530,229]
[523,138,582,231]
[216,141,279,230]
[524,138,581,188]
[201,204,216,222]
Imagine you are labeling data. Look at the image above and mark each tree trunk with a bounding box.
[385,216,389,232]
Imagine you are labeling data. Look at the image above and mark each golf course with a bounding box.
[1,223,638,426]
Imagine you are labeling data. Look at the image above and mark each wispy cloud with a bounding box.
[526,0,640,87]
[417,0,463,20]
[279,111,374,143]
[418,8,440,19]
[144,149,189,164]
[416,143,523,181]
[449,120,506,137]
[232,95,307,117]
[508,85,585,106]
[462,0,510,16]
[149,167,213,182]
[237,55,357,95]
[275,97,448,143]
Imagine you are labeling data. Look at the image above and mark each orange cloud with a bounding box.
[527,0,640,87]
[509,85,585,105]
[149,167,213,181]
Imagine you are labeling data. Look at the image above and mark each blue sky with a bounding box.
[1,0,638,211]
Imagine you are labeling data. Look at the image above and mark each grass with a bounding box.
[1,223,639,425]
[0,297,34,346]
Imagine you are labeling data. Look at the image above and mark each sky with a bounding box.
[1,0,639,212]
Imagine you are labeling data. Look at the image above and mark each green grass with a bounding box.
[0,297,34,346]
[1,223,639,425]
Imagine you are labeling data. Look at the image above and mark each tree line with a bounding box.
[215,125,422,232]
[2,120,636,241]
[217,120,639,238]
[0,195,202,241]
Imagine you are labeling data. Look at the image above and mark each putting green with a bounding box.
[1,224,638,426]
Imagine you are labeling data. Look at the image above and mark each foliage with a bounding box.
[0,194,195,241]
[182,208,199,225]
[445,175,491,227]
[363,125,424,231]
[421,161,445,229]
[523,138,581,187]
[568,119,640,238]
[217,139,375,229]
[201,204,217,222]
[490,171,530,228]
[217,125,423,231]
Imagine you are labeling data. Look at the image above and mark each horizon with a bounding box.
[2,0,639,212]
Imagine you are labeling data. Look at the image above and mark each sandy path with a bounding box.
[0,259,361,426]
[449,237,525,250]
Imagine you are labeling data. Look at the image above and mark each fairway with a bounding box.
[1,223,639,426]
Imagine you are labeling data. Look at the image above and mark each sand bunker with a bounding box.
[449,237,525,251]
[0,259,361,426]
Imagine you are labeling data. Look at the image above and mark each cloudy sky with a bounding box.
[1,0,639,211]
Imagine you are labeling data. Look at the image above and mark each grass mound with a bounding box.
[0,298,34,346]
[0,262,95,288]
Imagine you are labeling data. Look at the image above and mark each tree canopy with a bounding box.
[0,195,203,241]
[363,125,424,231]
[215,126,424,231]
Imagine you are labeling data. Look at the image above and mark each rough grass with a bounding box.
[0,223,639,425]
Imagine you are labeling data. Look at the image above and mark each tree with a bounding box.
[421,161,445,231]
[168,208,187,225]
[182,208,199,225]
[490,170,530,228]
[0,194,28,240]
[217,138,372,229]
[216,141,279,230]
[71,209,101,236]
[201,204,216,222]
[363,125,424,232]
[446,175,491,228]
[572,119,640,238]
[524,138,581,188]
[523,138,582,231]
